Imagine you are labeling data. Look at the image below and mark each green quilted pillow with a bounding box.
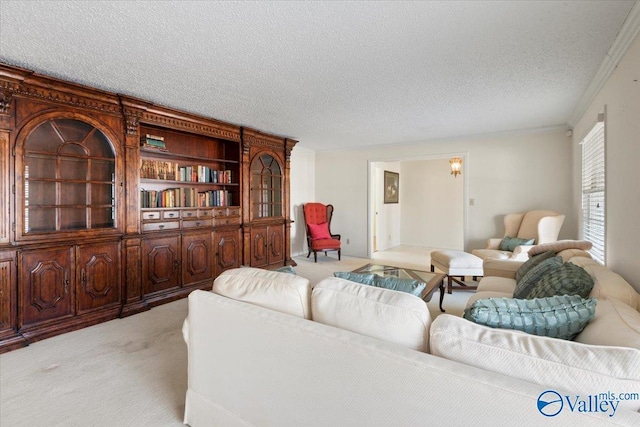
[528,262,595,299]
[499,236,535,252]
[515,250,556,283]
[513,256,563,299]
[463,295,597,340]
[371,276,426,297]
[274,265,296,275]
[333,272,376,285]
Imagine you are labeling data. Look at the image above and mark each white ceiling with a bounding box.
[0,1,637,150]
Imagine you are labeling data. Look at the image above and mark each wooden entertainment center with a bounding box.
[0,63,297,353]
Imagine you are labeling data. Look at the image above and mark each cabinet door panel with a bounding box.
[182,232,212,287]
[269,225,285,265]
[250,227,268,268]
[143,236,180,295]
[214,229,240,277]
[0,255,16,332]
[77,242,121,313]
[20,248,74,327]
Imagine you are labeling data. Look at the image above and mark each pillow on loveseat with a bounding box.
[512,255,563,299]
[514,250,555,283]
[463,295,596,340]
[527,261,594,299]
[499,236,535,252]
[333,272,426,297]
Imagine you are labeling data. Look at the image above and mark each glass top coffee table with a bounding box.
[351,263,447,312]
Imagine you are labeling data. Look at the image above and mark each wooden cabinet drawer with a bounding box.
[198,209,212,218]
[163,210,180,220]
[142,221,180,232]
[182,219,213,229]
[142,211,161,220]
[213,216,240,227]
[181,210,198,219]
[227,207,240,217]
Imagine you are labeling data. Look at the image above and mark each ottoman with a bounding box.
[430,250,483,294]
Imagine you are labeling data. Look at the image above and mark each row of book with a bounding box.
[140,188,234,208]
[140,134,166,151]
[140,159,232,183]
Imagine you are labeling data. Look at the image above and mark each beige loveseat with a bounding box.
[183,267,640,426]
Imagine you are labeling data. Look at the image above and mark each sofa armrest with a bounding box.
[486,238,502,249]
[482,259,523,279]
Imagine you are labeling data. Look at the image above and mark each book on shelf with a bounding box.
[140,188,234,208]
[140,133,166,149]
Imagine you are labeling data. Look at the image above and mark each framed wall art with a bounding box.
[383,170,399,204]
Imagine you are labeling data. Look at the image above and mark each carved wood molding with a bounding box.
[285,139,298,160]
[141,112,241,142]
[0,80,121,115]
[123,107,143,136]
[243,134,285,151]
[0,86,14,115]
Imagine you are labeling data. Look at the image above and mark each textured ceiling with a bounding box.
[0,1,636,150]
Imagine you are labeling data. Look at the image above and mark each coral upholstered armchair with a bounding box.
[303,203,341,262]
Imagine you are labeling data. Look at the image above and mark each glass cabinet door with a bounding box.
[250,154,282,219]
[23,118,116,234]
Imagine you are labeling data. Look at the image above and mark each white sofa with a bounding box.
[183,267,640,426]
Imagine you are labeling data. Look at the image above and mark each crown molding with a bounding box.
[568,1,640,126]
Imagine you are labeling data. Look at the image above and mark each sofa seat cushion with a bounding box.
[463,295,596,340]
[430,314,640,411]
[575,297,640,350]
[311,277,431,352]
[471,248,513,261]
[476,276,517,294]
[212,267,312,319]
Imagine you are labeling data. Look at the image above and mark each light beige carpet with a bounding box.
[0,255,472,426]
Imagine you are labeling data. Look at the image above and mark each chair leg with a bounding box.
[338,249,341,260]
[314,251,317,262]
[307,250,311,258]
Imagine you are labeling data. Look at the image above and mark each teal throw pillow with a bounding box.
[499,236,535,252]
[513,256,563,299]
[515,250,556,283]
[527,262,595,299]
[371,276,427,297]
[463,295,597,340]
[274,265,296,275]
[333,272,376,285]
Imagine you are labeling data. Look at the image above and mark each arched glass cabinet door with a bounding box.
[22,118,116,234]
[250,154,283,219]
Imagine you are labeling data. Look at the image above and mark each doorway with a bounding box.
[369,156,466,258]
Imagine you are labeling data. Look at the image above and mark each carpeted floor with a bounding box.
[0,254,473,427]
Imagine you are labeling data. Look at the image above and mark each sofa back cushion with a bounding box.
[575,297,640,350]
[430,314,640,411]
[311,277,431,352]
[570,257,640,311]
[212,267,311,319]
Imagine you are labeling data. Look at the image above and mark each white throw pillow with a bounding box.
[311,277,431,352]
[575,297,640,350]
[430,314,640,411]
[212,267,311,319]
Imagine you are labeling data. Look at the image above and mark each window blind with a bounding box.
[581,116,605,264]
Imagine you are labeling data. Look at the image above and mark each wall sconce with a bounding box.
[449,156,462,177]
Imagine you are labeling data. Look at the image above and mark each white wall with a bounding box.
[315,130,574,259]
[400,158,464,249]
[572,31,640,292]
[289,147,316,256]
[372,162,401,251]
